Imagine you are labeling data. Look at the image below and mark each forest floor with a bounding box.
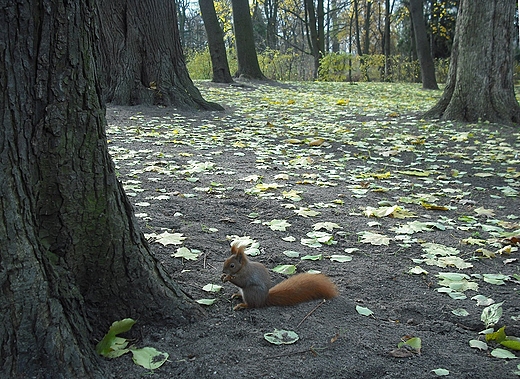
[105,80,519,379]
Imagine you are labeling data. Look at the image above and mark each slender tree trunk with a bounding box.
[363,0,372,54]
[329,0,340,52]
[354,0,363,55]
[1,1,204,377]
[264,0,279,49]
[199,0,234,83]
[305,0,321,78]
[98,0,222,109]
[231,0,266,79]
[409,0,438,89]
[317,0,325,54]
[349,12,354,82]
[383,0,392,80]
[424,0,520,125]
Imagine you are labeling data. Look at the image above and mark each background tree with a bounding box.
[304,0,325,77]
[424,0,520,124]
[427,0,458,59]
[263,0,280,49]
[382,0,394,80]
[409,0,438,89]
[353,0,363,54]
[231,0,266,79]
[98,0,221,109]
[199,0,234,83]
[0,0,204,377]
[362,0,373,54]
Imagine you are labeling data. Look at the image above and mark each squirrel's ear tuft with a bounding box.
[231,240,249,254]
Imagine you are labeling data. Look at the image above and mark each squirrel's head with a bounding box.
[222,241,248,275]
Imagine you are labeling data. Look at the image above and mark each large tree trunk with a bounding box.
[98,0,222,110]
[231,0,266,79]
[409,0,438,89]
[199,0,234,83]
[1,1,204,378]
[424,0,520,125]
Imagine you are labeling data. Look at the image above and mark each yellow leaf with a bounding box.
[308,138,325,146]
[421,202,449,211]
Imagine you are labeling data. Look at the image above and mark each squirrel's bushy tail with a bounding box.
[266,273,338,307]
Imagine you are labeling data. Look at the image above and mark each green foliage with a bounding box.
[258,49,312,81]
[96,318,169,371]
[435,58,450,83]
[186,47,238,80]
[185,48,213,80]
[96,318,136,356]
[187,47,450,84]
[318,52,448,84]
[318,52,354,82]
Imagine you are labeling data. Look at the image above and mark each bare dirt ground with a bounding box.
[106,81,519,378]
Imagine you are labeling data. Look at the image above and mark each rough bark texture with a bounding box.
[231,0,266,79]
[199,0,234,83]
[263,0,279,50]
[304,0,325,78]
[424,0,520,125]
[304,0,320,78]
[409,0,438,89]
[98,0,222,109]
[0,1,204,378]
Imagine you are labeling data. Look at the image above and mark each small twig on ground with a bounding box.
[265,349,311,359]
[297,299,326,328]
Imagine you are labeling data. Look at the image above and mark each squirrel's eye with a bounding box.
[230,263,235,268]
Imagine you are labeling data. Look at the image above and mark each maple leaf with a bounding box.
[397,170,431,177]
[364,205,415,219]
[421,202,449,211]
[474,207,495,217]
[313,222,342,231]
[293,207,320,217]
[282,190,303,201]
[391,221,433,234]
[359,231,391,246]
[240,174,261,182]
[265,219,291,231]
[173,247,199,260]
[155,231,186,246]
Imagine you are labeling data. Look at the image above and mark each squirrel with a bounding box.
[221,241,338,310]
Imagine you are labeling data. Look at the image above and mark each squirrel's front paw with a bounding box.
[221,273,234,282]
[233,302,248,311]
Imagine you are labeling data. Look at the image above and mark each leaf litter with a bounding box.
[106,81,520,378]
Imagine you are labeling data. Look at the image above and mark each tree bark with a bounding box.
[231,0,266,79]
[424,0,520,125]
[98,0,222,109]
[199,0,234,83]
[409,0,438,89]
[383,0,393,81]
[263,0,279,50]
[363,0,372,55]
[1,1,204,377]
[354,0,363,55]
[305,0,320,78]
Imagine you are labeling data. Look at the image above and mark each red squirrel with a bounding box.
[221,241,338,310]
